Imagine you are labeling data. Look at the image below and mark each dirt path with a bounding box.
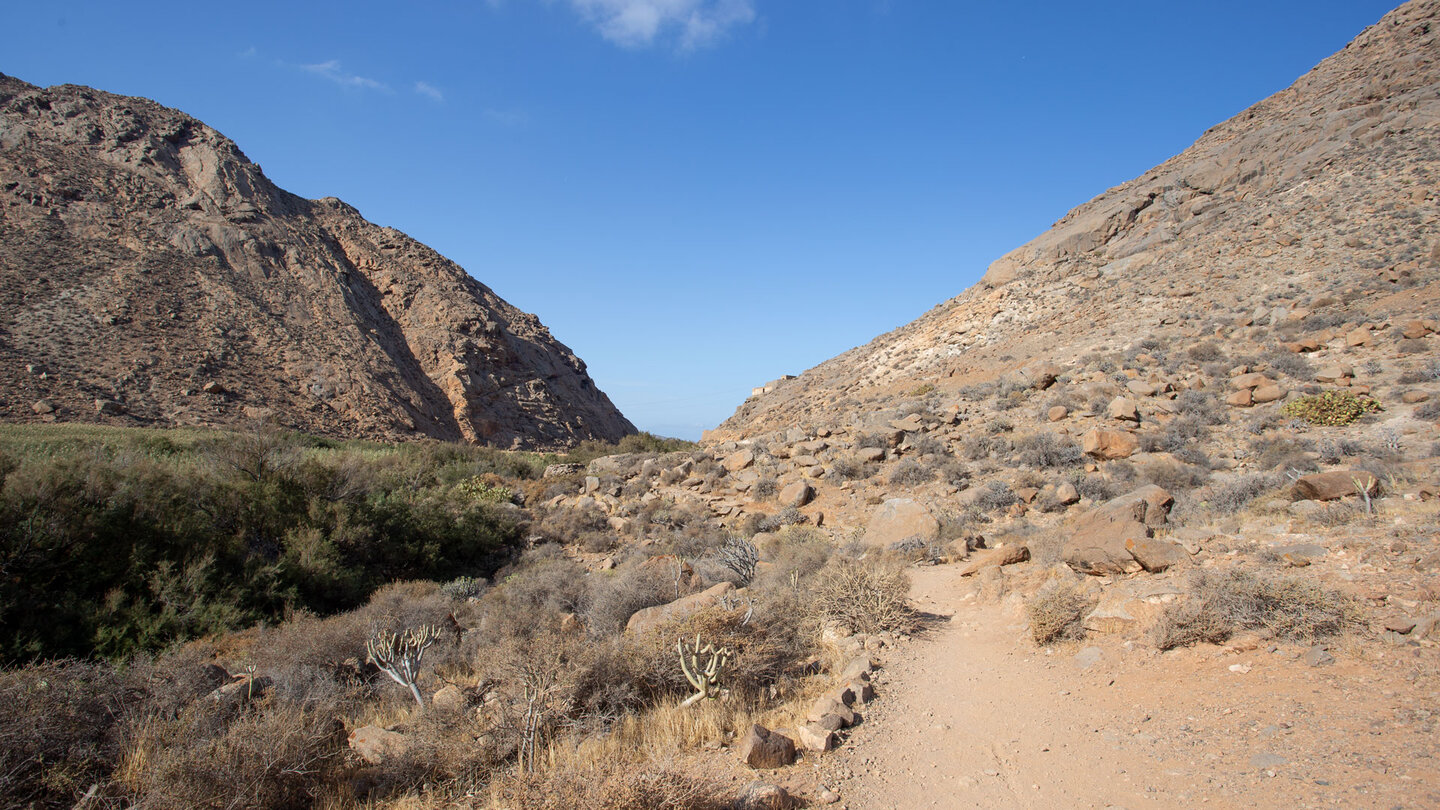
[809,565,1440,810]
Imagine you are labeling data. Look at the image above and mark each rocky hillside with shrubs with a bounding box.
[4,2,1440,809]
[714,0,1440,442]
[0,74,634,449]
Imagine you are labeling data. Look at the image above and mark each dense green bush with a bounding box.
[0,427,522,662]
[1281,390,1381,426]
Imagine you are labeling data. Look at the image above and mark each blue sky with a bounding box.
[5,1,1401,439]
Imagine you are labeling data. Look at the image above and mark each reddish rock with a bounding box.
[737,724,797,769]
[1082,428,1138,460]
[1292,470,1381,501]
[863,498,939,546]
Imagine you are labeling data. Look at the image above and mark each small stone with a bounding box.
[1048,405,1069,422]
[1383,617,1417,634]
[31,399,55,414]
[735,781,794,810]
[1303,646,1335,667]
[1249,752,1288,769]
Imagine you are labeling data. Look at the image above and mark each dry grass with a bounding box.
[1025,585,1095,645]
[809,556,916,635]
[1151,568,1364,650]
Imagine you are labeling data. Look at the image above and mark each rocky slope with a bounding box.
[714,0,1439,440]
[0,74,634,448]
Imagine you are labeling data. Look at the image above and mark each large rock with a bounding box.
[1081,428,1138,460]
[625,581,735,634]
[957,544,1030,576]
[737,724,797,769]
[1062,486,1174,576]
[1106,397,1140,422]
[724,449,757,472]
[793,723,836,752]
[863,498,939,547]
[1292,470,1381,501]
[1125,536,1189,573]
[349,725,408,765]
[779,481,815,508]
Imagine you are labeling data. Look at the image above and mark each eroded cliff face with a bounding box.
[715,0,1439,440]
[0,74,634,447]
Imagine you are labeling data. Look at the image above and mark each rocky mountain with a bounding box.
[0,74,634,448]
[715,0,1439,440]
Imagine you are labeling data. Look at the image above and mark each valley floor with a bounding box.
[805,566,1438,810]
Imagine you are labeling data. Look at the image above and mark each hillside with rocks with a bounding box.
[0,74,634,448]
[5,4,1440,810]
[714,0,1439,442]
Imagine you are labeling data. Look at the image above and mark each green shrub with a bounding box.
[1281,390,1381,426]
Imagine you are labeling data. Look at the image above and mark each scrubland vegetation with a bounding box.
[0,423,913,810]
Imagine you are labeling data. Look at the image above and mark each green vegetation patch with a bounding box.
[1281,390,1381,426]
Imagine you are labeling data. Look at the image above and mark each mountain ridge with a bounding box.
[0,73,635,448]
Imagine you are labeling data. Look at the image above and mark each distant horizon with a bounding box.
[4,1,1403,440]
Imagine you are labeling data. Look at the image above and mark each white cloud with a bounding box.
[414,81,445,102]
[301,60,391,92]
[567,0,755,49]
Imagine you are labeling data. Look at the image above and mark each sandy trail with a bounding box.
[810,565,1439,810]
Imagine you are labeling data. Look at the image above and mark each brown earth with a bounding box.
[0,74,634,448]
[813,564,1440,810]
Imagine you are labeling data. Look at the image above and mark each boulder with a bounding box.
[1106,397,1140,421]
[794,723,836,752]
[737,724,797,769]
[1230,372,1273,390]
[349,724,408,765]
[1081,428,1138,460]
[1047,405,1069,422]
[543,462,584,478]
[1125,537,1189,572]
[838,656,876,682]
[1251,383,1287,403]
[957,544,1030,576]
[806,696,855,727]
[1292,470,1380,501]
[1055,481,1080,505]
[31,399,54,414]
[863,498,939,547]
[1226,389,1253,407]
[625,581,735,634]
[431,684,466,712]
[736,781,795,810]
[1401,319,1434,339]
[779,481,815,509]
[724,449,756,472]
[1062,486,1173,576]
[208,674,271,709]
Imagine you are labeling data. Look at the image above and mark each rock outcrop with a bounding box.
[0,74,634,448]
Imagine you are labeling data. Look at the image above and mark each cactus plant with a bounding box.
[677,634,732,708]
[366,625,442,705]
